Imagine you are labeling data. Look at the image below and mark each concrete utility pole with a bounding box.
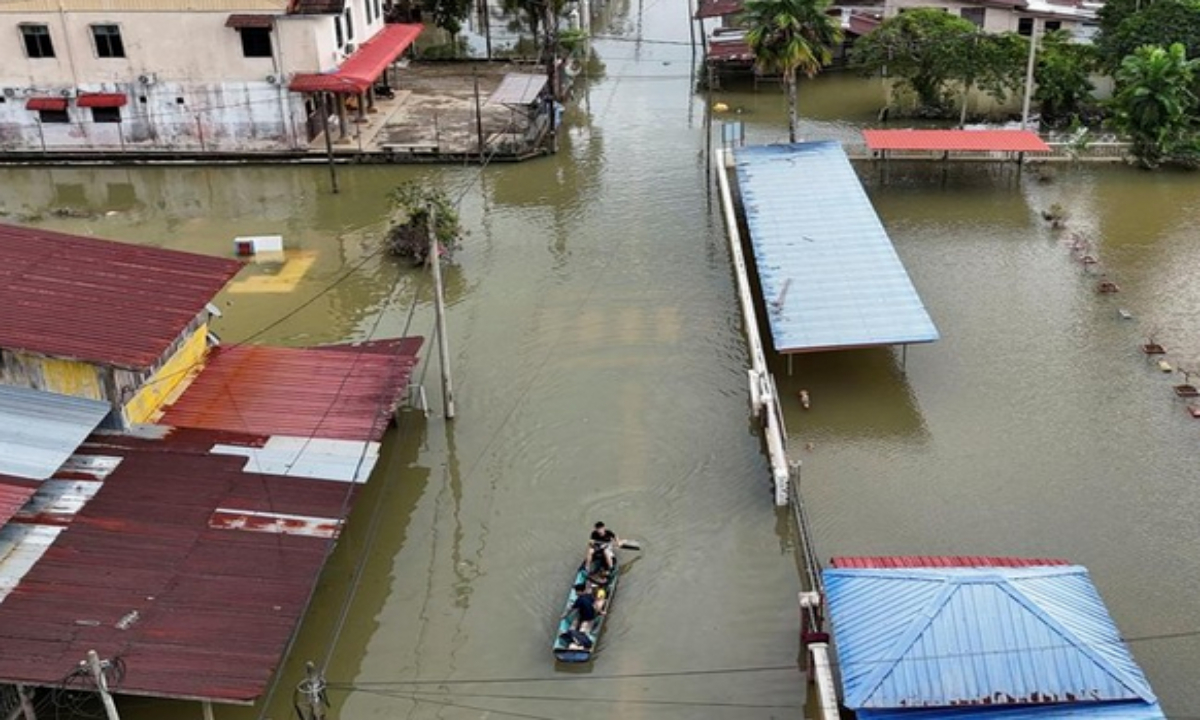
[85,651,120,720]
[296,661,328,720]
[321,93,340,194]
[1020,19,1039,131]
[427,206,456,419]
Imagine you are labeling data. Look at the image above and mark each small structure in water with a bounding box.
[823,556,1166,719]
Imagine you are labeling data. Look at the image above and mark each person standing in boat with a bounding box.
[586,521,620,572]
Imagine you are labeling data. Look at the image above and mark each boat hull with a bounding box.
[552,556,620,663]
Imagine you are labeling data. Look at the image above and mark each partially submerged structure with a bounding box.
[0,223,423,714]
[824,556,1165,719]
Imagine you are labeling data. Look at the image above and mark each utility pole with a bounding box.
[85,650,120,720]
[1020,19,1039,131]
[296,661,328,720]
[321,93,340,194]
[473,68,485,161]
[427,206,456,419]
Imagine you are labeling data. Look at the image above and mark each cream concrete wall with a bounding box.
[0,3,389,151]
[882,0,1086,35]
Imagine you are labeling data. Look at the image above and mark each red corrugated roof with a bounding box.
[289,24,422,94]
[159,340,422,441]
[707,38,754,63]
[830,556,1071,569]
[0,224,243,369]
[862,129,1051,153]
[76,93,128,108]
[0,432,358,704]
[695,0,742,18]
[0,482,36,528]
[26,97,67,112]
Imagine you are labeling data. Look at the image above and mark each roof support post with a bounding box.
[428,206,456,420]
[201,700,214,720]
[86,651,120,720]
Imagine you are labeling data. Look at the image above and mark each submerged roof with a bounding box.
[863,129,1052,153]
[159,339,422,441]
[734,142,939,353]
[0,386,111,480]
[823,564,1161,713]
[0,224,242,369]
[0,433,355,704]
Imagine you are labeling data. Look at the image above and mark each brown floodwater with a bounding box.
[3,2,1200,718]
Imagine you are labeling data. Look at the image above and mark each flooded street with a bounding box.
[3,0,1200,716]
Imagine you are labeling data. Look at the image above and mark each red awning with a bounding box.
[26,97,67,111]
[862,129,1051,153]
[77,93,128,108]
[289,23,422,94]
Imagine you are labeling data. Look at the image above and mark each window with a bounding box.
[365,0,372,24]
[1044,20,1061,31]
[344,7,354,40]
[1018,17,1034,35]
[240,27,272,57]
[91,24,125,58]
[334,16,343,47]
[374,0,382,21]
[961,7,985,27]
[21,24,55,58]
[38,109,68,123]
[92,106,121,123]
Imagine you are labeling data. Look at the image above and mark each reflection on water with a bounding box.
[2,14,1200,720]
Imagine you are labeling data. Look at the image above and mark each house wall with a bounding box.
[122,319,209,424]
[0,0,386,152]
[882,0,1086,35]
[0,352,105,399]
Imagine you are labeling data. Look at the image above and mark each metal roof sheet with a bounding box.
[695,0,742,18]
[289,23,422,93]
[832,556,1071,569]
[0,483,36,530]
[0,386,111,480]
[488,74,548,106]
[823,565,1159,711]
[160,340,421,441]
[859,699,1166,719]
[0,224,242,369]
[707,38,754,62]
[212,436,380,482]
[863,129,1052,153]
[0,433,360,704]
[734,142,939,353]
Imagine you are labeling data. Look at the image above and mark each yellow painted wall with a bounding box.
[123,323,210,425]
[38,356,105,399]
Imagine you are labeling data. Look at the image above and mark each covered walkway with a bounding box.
[733,141,939,355]
[863,129,1051,161]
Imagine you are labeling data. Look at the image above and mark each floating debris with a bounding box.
[1118,308,1133,320]
[1097,280,1120,294]
[1157,359,1173,373]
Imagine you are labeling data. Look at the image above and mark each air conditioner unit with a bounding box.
[59,88,76,98]
[137,72,158,86]
[265,74,279,85]
[344,42,357,54]
[1,88,15,98]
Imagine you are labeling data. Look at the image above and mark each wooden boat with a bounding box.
[553,552,620,663]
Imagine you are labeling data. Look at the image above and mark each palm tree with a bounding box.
[1111,43,1200,167]
[741,0,843,142]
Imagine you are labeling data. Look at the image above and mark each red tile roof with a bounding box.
[830,556,1071,569]
[289,24,422,94]
[159,339,422,441]
[862,129,1051,153]
[0,482,36,528]
[0,224,243,369]
[0,433,357,704]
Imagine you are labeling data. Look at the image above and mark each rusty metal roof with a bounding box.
[488,74,548,106]
[0,432,358,704]
[823,564,1161,711]
[862,129,1052,153]
[695,0,742,18]
[159,339,422,441]
[831,556,1070,568]
[0,224,242,369]
[0,386,111,480]
[706,37,754,63]
[0,482,36,529]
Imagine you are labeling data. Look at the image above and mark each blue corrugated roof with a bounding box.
[823,565,1160,712]
[733,142,939,353]
[0,386,110,480]
[859,699,1165,720]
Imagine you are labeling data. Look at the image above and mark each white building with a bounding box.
[881,0,1096,39]
[0,0,421,153]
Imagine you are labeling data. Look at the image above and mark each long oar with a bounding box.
[618,539,642,551]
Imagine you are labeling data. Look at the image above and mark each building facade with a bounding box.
[0,0,411,153]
